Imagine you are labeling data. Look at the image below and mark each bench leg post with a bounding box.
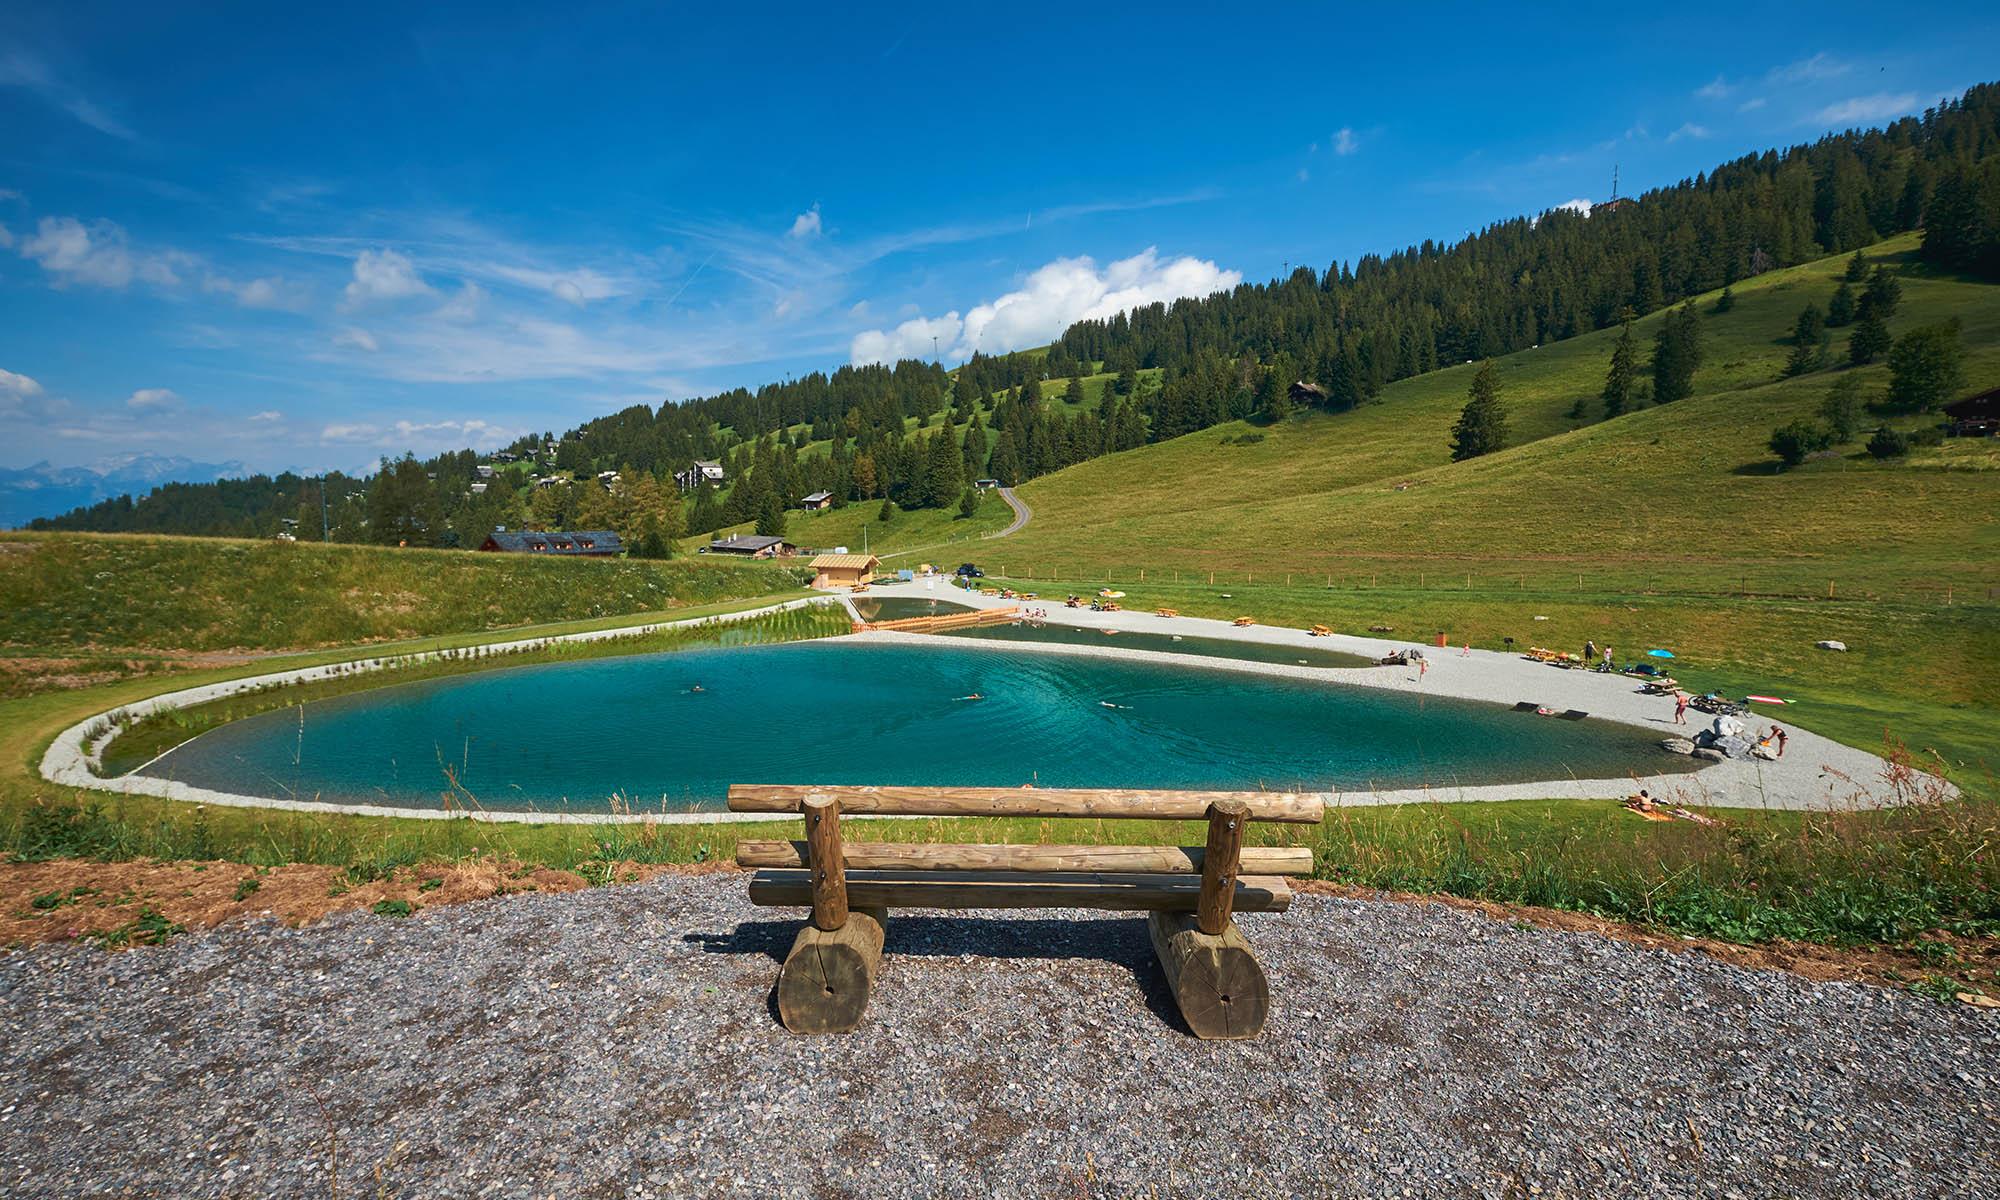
[1148,909,1270,1040]
[776,906,887,1034]
[1197,799,1248,936]
[804,792,847,931]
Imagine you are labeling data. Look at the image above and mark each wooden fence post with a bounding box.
[805,792,847,931]
[1197,799,1248,936]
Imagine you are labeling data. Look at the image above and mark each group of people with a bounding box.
[1582,640,1617,672]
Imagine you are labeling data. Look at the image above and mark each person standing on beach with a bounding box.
[1602,645,1614,671]
[1772,726,1788,757]
[1673,690,1690,725]
[1584,639,1597,665]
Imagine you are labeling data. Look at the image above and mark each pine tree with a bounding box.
[1860,266,1902,321]
[1600,311,1638,417]
[1848,310,1892,365]
[1651,305,1705,403]
[1712,285,1735,314]
[754,490,786,538]
[986,430,1022,485]
[1450,361,1508,461]
[1255,367,1290,422]
[1826,281,1856,326]
[877,498,897,521]
[1844,249,1868,282]
[1114,365,1137,397]
[1820,375,1863,442]
[1064,377,1085,406]
[958,488,979,519]
[1784,304,1828,376]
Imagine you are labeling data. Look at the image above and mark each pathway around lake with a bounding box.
[857,579,1931,811]
[0,871,1990,1199]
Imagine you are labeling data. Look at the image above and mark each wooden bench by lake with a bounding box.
[728,784,1323,1040]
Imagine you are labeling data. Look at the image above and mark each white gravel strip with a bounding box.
[862,580,1938,811]
[0,872,1992,1198]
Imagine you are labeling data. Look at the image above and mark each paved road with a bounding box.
[988,485,1031,537]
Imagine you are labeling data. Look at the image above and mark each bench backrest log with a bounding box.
[729,784,1323,938]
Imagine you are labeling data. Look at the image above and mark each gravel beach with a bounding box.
[2,872,1994,1199]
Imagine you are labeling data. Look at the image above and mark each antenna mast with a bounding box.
[1610,163,1620,202]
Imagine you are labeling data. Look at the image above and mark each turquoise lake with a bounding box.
[138,640,1694,814]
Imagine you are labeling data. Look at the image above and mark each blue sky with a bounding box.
[1,2,1993,477]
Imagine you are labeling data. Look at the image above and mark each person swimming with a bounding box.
[956,692,984,701]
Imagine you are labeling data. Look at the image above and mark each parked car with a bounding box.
[956,563,984,578]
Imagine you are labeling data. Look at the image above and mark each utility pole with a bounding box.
[933,335,939,363]
[320,476,330,542]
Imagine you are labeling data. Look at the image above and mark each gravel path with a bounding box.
[2,874,1993,1198]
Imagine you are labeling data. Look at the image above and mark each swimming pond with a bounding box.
[134,639,1697,815]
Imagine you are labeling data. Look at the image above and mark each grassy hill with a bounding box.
[687,486,1014,560]
[987,236,2000,777]
[0,532,806,656]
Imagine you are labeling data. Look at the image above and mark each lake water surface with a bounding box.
[139,639,1693,814]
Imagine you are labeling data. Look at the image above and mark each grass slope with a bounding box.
[0,532,807,653]
[984,237,1999,775]
[689,488,1013,560]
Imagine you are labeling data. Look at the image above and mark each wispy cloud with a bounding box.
[0,49,134,139]
[1332,127,1359,156]
[1769,53,1849,85]
[0,368,43,399]
[15,216,188,289]
[1738,96,1768,112]
[127,388,181,411]
[1667,123,1712,143]
[1815,92,1919,125]
[1694,76,1732,100]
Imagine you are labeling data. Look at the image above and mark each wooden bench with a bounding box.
[728,784,1322,1040]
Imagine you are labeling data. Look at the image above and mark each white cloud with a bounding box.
[0,368,42,397]
[319,418,525,455]
[334,327,380,352]
[0,49,135,139]
[1295,167,1310,184]
[851,312,964,367]
[1332,127,1359,156]
[787,204,823,239]
[1815,92,1919,125]
[1695,76,1732,100]
[852,248,1241,366]
[435,281,486,322]
[340,248,432,309]
[127,388,180,411]
[1769,53,1849,85]
[1667,123,1712,143]
[16,216,183,289]
[201,273,307,311]
[482,264,622,305]
[249,410,282,422]
[1738,96,1768,112]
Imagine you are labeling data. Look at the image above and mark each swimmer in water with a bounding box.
[689,685,705,693]
[957,692,984,701]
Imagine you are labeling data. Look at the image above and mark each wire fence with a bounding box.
[970,562,1999,608]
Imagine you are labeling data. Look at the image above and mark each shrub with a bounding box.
[1769,419,1835,468]
[1867,427,1911,459]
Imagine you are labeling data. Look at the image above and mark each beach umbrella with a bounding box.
[1647,649,1675,659]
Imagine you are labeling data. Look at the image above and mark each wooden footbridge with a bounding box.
[729,784,1322,1040]
[851,604,1021,634]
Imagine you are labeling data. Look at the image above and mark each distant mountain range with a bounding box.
[0,455,249,529]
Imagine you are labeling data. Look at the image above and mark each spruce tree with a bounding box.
[1886,321,1966,412]
[1844,249,1868,282]
[1651,305,1704,403]
[1784,304,1828,376]
[1712,285,1735,314]
[1827,281,1855,326]
[1064,376,1086,406]
[1450,361,1508,461]
[1849,310,1892,365]
[754,490,787,538]
[1861,266,1902,321]
[958,488,979,519]
[1600,311,1638,417]
[1820,375,1863,442]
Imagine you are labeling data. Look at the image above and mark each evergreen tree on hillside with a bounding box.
[1712,285,1735,314]
[1256,366,1290,422]
[1886,321,1966,412]
[987,430,1022,485]
[1860,266,1902,321]
[1784,304,1829,376]
[1450,362,1508,461]
[1844,250,1869,282]
[960,411,987,479]
[1064,376,1086,406]
[1114,365,1137,397]
[755,490,786,538]
[1827,281,1856,326]
[1848,309,1892,365]
[1600,310,1639,417]
[958,488,980,519]
[1820,375,1864,442]
[1650,305,1704,403]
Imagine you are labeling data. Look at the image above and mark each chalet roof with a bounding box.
[801,491,833,503]
[810,553,879,570]
[709,534,790,552]
[483,529,622,555]
[1945,387,2000,419]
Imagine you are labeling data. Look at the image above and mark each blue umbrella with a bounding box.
[1647,649,1675,658]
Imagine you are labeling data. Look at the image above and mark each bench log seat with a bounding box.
[728,784,1322,1039]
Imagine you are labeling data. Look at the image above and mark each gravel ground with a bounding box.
[2,873,1994,1199]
